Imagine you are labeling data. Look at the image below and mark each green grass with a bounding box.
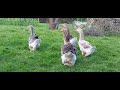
[0,23,120,72]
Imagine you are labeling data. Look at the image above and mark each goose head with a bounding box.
[60,24,71,44]
[27,25,36,36]
[75,27,83,34]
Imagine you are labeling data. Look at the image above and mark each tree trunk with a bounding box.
[48,18,59,30]
[48,18,55,30]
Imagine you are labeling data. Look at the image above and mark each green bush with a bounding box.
[0,18,39,26]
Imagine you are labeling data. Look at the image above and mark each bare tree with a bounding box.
[48,18,54,29]
[48,18,59,30]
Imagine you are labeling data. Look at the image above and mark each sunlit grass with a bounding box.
[0,23,120,72]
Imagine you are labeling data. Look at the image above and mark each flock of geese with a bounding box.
[27,22,96,66]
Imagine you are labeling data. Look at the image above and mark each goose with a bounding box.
[75,26,96,57]
[27,25,40,52]
[60,23,77,46]
[60,24,77,66]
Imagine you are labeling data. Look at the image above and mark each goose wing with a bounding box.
[29,34,39,44]
[61,43,77,56]
[80,40,92,48]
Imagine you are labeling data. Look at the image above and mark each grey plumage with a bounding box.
[61,24,77,57]
[27,25,40,51]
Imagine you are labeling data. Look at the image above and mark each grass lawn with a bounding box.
[0,24,120,72]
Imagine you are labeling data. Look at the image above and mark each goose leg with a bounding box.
[83,52,87,58]
[82,52,84,56]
